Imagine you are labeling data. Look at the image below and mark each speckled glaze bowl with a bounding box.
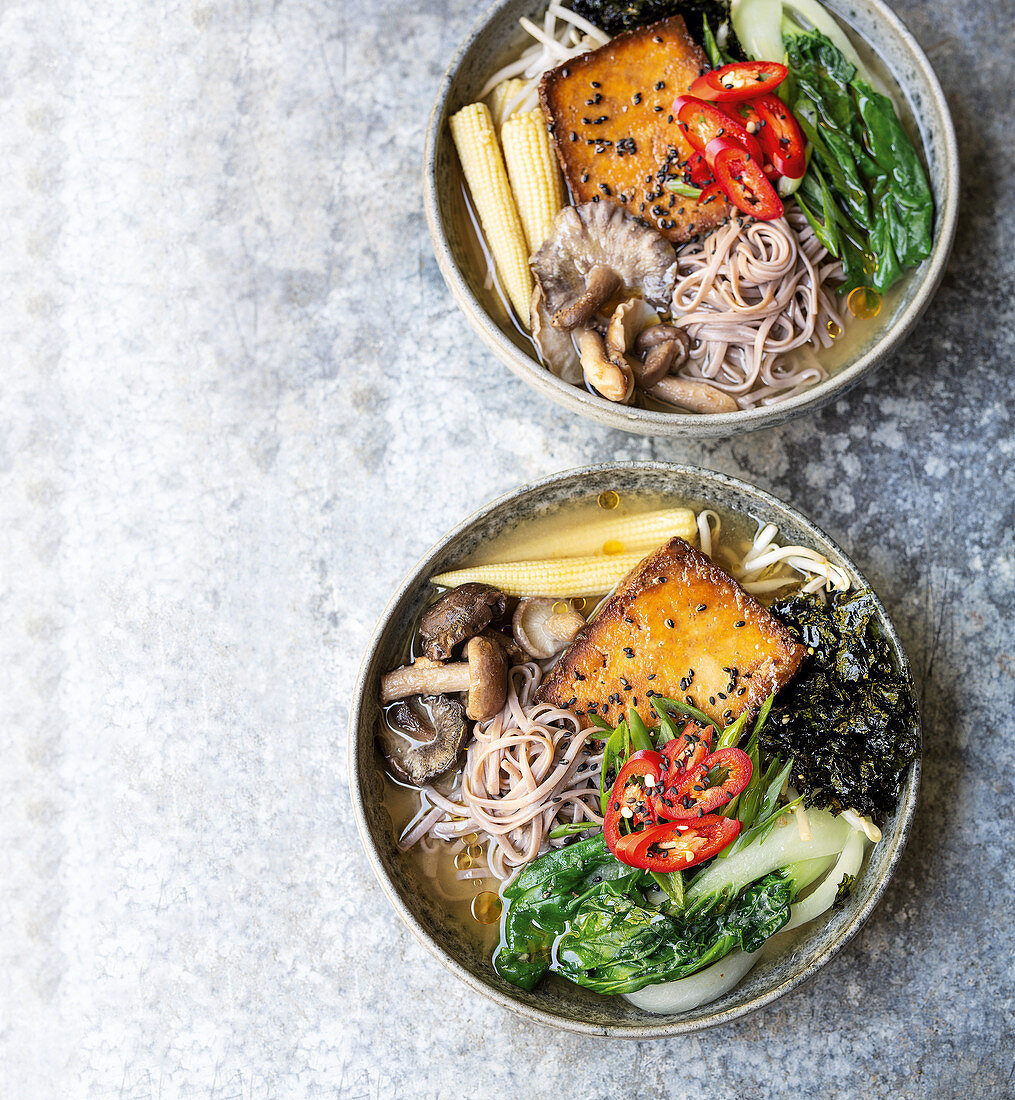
[349,463,921,1036]
[423,0,958,438]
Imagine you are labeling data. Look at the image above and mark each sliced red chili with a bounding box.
[648,722,713,818]
[614,815,741,872]
[602,749,665,853]
[751,92,807,180]
[664,746,754,819]
[697,181,726,208]
[689,61,788,103]
[704,136,783,221]
[686,152,713,188]
[673,95,764,167]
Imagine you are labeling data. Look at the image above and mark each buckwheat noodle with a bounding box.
[670,206,846,408]
[400,662,604,883]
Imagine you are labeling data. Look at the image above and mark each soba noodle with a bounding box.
[669,206,846,408]
[400,662,603,882]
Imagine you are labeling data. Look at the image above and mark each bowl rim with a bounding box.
[348,461,922,1037]
[422,0,960,438]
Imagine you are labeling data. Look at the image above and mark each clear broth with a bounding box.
[379,488,786,948]
[448,8,930,411]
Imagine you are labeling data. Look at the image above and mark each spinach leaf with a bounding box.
[553,871,792,995]
[493,834,650,991]
[785,32,933,294]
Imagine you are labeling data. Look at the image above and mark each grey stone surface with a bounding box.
[1,0,1011,1097]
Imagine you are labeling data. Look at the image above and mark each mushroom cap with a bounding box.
[464,635,508,721]
[512,598,586,660]
[376,696,469,787]
[420,583,507,662]
[531,202,678,319]
[531,283,582,385]
[606,298,659,364]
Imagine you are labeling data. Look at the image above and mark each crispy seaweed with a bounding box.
[571,0,740,54]
[765,590,918,821]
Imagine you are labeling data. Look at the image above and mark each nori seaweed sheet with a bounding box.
[571,0,739,49]
[766,589,918,821]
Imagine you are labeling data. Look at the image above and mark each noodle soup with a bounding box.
[373,483,917,1012]
[440,0,940,417]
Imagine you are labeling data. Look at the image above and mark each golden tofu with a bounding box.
[539,15,730,243]
[534,537,805,728]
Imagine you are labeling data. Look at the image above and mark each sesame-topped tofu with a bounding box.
[534,537,806,728]
[539,15,730,243]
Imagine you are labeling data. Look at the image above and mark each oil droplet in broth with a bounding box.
[826,319,842,339]
[467,844,484,861]
[471,892,503,924]
[552,600,570,615]
[597,490,620,510]
[463,832,479,846]
[848,287,882,319]
[572,597,587,611]
[602,538,625,556]
[454,851,473,870]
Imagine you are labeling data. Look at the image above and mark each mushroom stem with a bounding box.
[648,376,740,414]
[381,660,470,703]
[551,264,620,331]
[577,328,634,404]
[635,340,685,389]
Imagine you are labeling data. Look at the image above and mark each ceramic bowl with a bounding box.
[423,0,958,438]
[349,463,921,1036]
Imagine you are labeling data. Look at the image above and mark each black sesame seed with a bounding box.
[654,105,664,112]
[570,131,578,142]
[633,92,642,104]
[718,692,727,700]
[647,673,656,680]
[696,603,707,612]
[591,80,600,87]
[667,114,674,124]
[599,183,611,195]
[655,81,665,90]
[709,696,716,706]
[575,671,586,680]
[665,618,675,628]
[735,620,746,628]
[581,118,591,125]
[562,68,570,78]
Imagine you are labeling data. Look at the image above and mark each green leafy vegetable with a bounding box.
[494,834,650,990]
[553,871,792,994]
[784,32,933,293]
[766,589,919,819]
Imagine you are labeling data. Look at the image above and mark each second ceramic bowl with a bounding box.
[349,462,921,1036]
[424,0,958,438]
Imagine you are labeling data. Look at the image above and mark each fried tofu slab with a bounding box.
[539,15,729,243]
[535,537,805,728]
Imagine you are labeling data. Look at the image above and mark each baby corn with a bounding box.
[501,109,565,252]
[488,78,526,129]
[449,102,532,321]
[431,553,648,599]
[491,507,697,562]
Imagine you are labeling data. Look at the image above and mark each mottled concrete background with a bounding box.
[2,0,1012,1096]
